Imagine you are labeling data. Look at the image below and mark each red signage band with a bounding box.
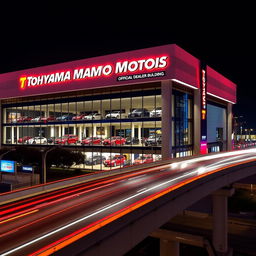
[19,56,169,90]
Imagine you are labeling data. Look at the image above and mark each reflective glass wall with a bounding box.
[1,83,194,169]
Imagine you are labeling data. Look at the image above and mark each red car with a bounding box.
[17,116,32,122]
[81,137,102,145]
[18,136,32,143]
[134,155,153,165]
[72,114,86,120]
[55,135,79,145]
[102,136,126,146]
[104,155,126,167]
[41,116,55,122]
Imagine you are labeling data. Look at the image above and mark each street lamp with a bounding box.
[41,146,57,184]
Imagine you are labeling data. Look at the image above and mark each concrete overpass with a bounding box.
[1,149,256,256]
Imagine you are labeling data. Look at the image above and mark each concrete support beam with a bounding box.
[160,239,179,256]
[161,80,172,160]
[226,103,232,151]
[151,228,215,256]
[212,187,235,255]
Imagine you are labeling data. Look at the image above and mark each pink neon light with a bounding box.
[200,142,208,154]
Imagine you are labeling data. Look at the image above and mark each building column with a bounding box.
[62,126,65,136]
[160,239,179,256]
[161,80,172,160]
[93,125,97,137]
[138,124,141,142]
[193,88,201,155]
[78,126,82,141]
[11,126,15,144]
[226,103,232,151]
[212,188,234,255]
[50,127,55,137]
[16,127,19,141]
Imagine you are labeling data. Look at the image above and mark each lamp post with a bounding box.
[41,147,57,184]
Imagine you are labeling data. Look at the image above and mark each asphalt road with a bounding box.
[1,148,256,256]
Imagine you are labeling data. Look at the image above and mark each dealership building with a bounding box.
[0,44,236,170]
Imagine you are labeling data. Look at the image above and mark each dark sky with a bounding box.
[0,4,254,127]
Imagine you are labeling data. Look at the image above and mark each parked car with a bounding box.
[72,114,86,120]
[150,107,162,117]
[125,137,140,145]
[81,137,102,145]
[134,155,154,165]
[28,137,47,144]
[85,155,106,165]
[145,135,162,146]
[18,136,32,143]
[55,134,79,145]
[17,116,32,122]
[83,113,102,120]
[47,137,57,144]
[105,111,125,119]
[102,136,126,146]
[41,116,55,122]
[56,114,75,121]
[128,108,150,118]
[31,116,42,122]
[103,155,126,167]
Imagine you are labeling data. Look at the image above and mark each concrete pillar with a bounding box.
[160,239,179,256]
[131,123,135,138]
[226,103,232,151]
[138,124,141,142]
[212,188,234,255]
[16,127,19,142]
[161,80,172,160]
[78,126,82,140]
[58,126,61,137]
[62,126,65,136]
[50,127,55,137]
[11,126,14,144]
[193,88,201,155]
[93,125,97,137]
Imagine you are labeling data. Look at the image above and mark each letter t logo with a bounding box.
[20,76,27,89]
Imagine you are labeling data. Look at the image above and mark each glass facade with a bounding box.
[1,83,194,170]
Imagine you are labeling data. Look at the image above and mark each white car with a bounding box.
[31,116,41,122]
[150,107,162,117]
[105,111,126,119]
[28,137,47,144]
[83,113,102,120]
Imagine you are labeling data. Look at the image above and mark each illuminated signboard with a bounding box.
[19,56,169,90]
[0,160,16,173]
[200,63,208,154]
[21,165,34,173]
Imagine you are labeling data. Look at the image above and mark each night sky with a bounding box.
[0,4,254,127]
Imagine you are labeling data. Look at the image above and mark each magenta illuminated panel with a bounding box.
[207,66,236,104]
[0,45,236,102]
